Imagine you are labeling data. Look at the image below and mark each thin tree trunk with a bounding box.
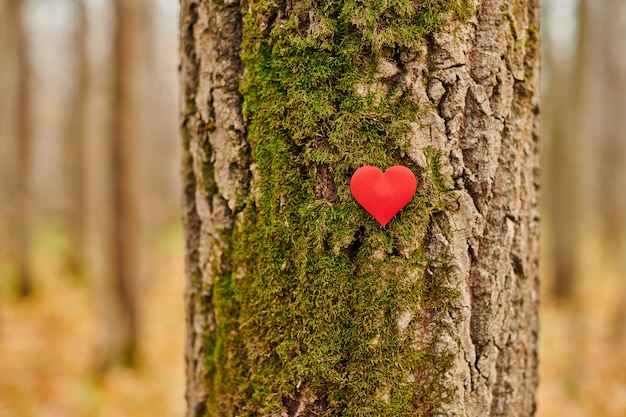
[180,0,540,415]
[63,0,89,276]
[600,0,626,255]
[601,0,626,342]
[543,0,589,299]
[544,53,577,299]
[0,0,32,297]
[109,0,149,365]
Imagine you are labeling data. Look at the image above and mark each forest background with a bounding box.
[1,0,626,416]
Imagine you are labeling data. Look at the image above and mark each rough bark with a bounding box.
[180,0,248,412]
[180,0,540,415]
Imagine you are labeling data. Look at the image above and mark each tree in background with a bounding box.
[542,0,585,299]
[0,0,33,297]
[599,0,626,274]
[61,0,89,276]
[596,0,626,339]
[180,0,540,415]
[103,0,153,367]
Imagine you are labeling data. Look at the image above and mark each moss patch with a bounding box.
[205,0,472,415]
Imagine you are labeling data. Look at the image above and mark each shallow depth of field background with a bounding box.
[1,0,626,416]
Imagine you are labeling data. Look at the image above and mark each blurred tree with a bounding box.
[543,0,589,299]
[0,0,33,297]
[180,0,540,415]
[103,0,152,367]
[543,55,577,298]
[599,0,626,266]
[62,0,89,276]
[599,0,626,341]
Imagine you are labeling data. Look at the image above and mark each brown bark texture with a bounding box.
[180,0,540,415]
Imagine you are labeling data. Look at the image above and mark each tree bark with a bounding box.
[180,0,540,415]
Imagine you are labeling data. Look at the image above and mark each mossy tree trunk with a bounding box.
[180,0,540,415]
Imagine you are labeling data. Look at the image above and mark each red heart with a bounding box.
[350,166,417,227]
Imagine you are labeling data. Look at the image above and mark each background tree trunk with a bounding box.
[0,0,33,297]
[180,0,540,415]
[598,0,626,342]
[542,0,588,299]
[62,0,89,276]
[106,0,151,366]
[598,0,626,247]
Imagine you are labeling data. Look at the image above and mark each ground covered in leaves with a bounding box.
[1,223,626,416]
[0,223,185,417]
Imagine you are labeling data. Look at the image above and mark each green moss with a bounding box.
[205,0,473,415]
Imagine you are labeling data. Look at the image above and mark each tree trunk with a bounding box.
[0,0,32,297]
[599,0,626,259]
[599,0,626,342]
[108,0,150,365]
[63,0,89,276]
[180,0,540,415]
[542,0,587,299]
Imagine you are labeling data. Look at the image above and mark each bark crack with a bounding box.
[424,1,540,415]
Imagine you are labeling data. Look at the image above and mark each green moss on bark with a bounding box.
[204,0,473,415]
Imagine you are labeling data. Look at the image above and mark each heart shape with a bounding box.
[350,166,417,227]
